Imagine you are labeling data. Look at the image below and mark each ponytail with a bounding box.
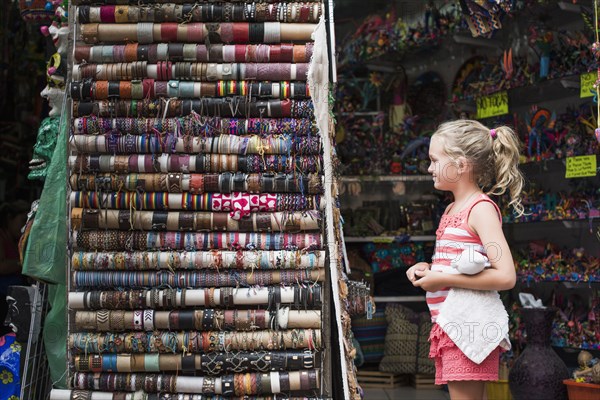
[488,126,525,217]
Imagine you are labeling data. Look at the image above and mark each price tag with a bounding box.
[565,155,597,178]
[580,72,596,98]
[476,91,509,119]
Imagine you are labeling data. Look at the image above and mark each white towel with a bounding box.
[435,288,511,364]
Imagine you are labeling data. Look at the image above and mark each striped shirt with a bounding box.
[426,194,501,322]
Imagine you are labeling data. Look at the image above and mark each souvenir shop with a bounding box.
[336,1,600,399]
[0,1,599,400]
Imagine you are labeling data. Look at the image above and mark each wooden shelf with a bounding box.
[336,111,385,117]
[344,235,436,243]
[340,175,431,183]
[373,296,426,303]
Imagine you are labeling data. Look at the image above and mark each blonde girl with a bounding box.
[406,120,525,400]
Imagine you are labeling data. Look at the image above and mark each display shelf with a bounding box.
[453,74,586,114]
[518,278,600,285]
[336,111,385,117]
[506,218,598,227]
[373,296,426,303]
[340,175,432,183]
[344,235,436,243]
[552,344,600,351]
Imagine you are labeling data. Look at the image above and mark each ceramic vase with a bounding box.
[508,307,569,400]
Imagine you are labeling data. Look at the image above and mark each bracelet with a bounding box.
[137,22,154,45]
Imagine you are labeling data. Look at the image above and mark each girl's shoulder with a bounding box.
[468,194,502,222]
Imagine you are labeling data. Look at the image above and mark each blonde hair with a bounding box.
[433,119,525,216]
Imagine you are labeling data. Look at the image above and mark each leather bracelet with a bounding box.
[124,43,138,62]
[137,44,149,61]
[117,210,131,230]
[220,172,233,193]
[167,81,179,97]
[308,369,318,390]
[115,5,128,23]
[224,309,235,330]
[247,174,260,193]
[80,209,97,230]
[188,23,204,42]
[280,371,290,392]
[181,354,195,373]
[167,173,182,192]
[178,212,194,231]
[151,211,168,231]
[232,172,246,192]
[173,310,184,330]
[119,81,132,99]
[300,370,310,390]
[95,81,109,100]
[273,173,287,192]
[108,81,120,97]
[256,213,271,231]
[79,6,90,23]
[202,376,215,395]
[262,173,275,192]
[147,44,158,63]
[206,22,221,43]
[143,309,154,331]
[75,45,91,63]
[196,213,211,231]
[82,23,99,44]
[161,22,178,42]
[137,22,154,44]
[154,80,168,97]
[213,213,228,231]
[204,174,219,192]
[90,355,102,373]
[257,372,268,395]
[271,352,286,370]
[222,374,234,396]
[70,81,81,100]
[222,287,233,309]
[201,309,214,330]
[177,310,194,330]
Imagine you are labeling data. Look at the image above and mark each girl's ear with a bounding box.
[456,156,471,174]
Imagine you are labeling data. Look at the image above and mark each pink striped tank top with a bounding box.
[426,193,502,322]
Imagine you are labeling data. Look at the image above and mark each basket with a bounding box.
[379,304,433,374]
[563,379,600,400]
[486,380,512,400]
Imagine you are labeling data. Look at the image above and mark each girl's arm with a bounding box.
[413,201,516,292]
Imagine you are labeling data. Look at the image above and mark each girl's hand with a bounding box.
[406,262,430,283]
[412,269,447,292]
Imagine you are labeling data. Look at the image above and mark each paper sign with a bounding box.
[580,72,596,98]
[565,155,597,178]
[476,91,509,119]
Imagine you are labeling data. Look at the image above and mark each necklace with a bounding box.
[450,190,481,215]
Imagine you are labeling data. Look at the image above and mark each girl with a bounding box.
[406,120,525,400]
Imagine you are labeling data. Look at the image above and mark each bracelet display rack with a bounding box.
[50,1,359,399]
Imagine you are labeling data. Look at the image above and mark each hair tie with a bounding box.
[489,128,497,139]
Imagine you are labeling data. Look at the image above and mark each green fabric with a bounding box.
[43,284,67,388]
[22,113,67,284]
[22,112,68,388]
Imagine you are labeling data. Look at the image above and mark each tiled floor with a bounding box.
[362,387,450,400]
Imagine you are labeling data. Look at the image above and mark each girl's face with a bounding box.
[427,135,461,191]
